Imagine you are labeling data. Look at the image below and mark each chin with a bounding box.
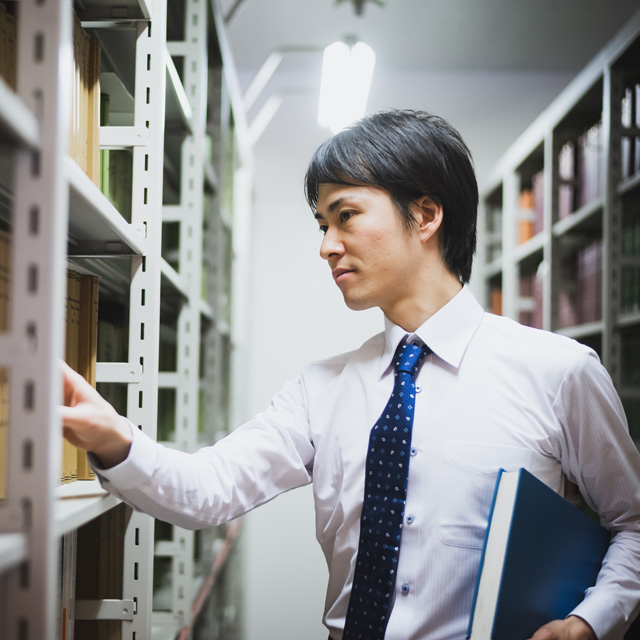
[343,296,376,312]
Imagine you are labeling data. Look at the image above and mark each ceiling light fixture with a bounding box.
[317,40,376,134]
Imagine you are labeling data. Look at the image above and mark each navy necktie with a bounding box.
[343,341,429,639]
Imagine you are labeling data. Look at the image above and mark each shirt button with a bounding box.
[410,447,417,457]
[401,582,410,595]
[415,385,422,393]
[406,514,415,524]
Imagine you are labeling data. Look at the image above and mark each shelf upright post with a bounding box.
[3,0,72,638]
[177,0,207,479]
[603,65,622,382]
[203,59,232,451]
[205,61,228,441]
[121,4,168,637]
[475,199,488,307]
[542,130,555,331]
[170,0,208,625]
[549,129,564,333]
[501,171,519,320]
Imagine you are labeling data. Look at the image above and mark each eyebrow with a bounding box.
[314,196,349,220]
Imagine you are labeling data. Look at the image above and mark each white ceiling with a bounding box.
[219,0,640,78]
[214,0,640,191]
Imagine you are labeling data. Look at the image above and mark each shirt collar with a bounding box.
[378,285,484,379]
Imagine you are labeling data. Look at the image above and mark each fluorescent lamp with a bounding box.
[318,40,375,134]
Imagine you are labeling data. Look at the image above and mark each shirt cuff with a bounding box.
[570,587,627,639]
[89,419,160,490]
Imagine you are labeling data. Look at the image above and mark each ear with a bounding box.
[412,196,443,244]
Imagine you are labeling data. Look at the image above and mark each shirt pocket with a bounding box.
[439,440,534,549]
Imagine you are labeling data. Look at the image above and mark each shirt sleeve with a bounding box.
[554,350,640,638]
[92,374,315,530]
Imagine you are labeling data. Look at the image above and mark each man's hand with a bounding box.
[528,616,597,640]
[60,361,132,469]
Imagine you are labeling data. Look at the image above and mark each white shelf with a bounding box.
[552,198,604,237]
[484,257,503,279]
[54,478,121,537]
[518,296,537,312]
[513,233,544,264]
[158,372,179,389]
[220,205,233,231]
[618,172,640,196]
[69,255,132,302]
[151,620,182,640]
[218,319,231,337]
[0,533,28,573]
[199,299,214,322]
[100,71,134,127]
[618,311,640,329]
[0,78,39,149]
[204,160,218,194]
[81,0,152,22]
[161,257,189,300]
[555,320,604,340]
[66,156,146,256]
[165,48,193,135]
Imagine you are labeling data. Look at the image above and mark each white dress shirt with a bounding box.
[97,286,640,639]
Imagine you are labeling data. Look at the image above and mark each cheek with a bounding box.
[350,215,414,267]
[371,232,414,263]
[361,229,394,257]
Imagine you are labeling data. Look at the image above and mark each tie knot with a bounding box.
[394,341,428,377]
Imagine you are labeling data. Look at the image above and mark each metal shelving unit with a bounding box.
[153,0,205,632]
[0,0,251,637]
[1,1,83,636]
[479,8,640,442]
[152,1,252,636]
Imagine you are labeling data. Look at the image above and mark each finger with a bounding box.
[60,359,75,375]
[59,404,90,430]
[59,405,89,448]
[61,360,83,404]
[60,362,99,406]
[528,622,560,640]
[61,360,87,388]
[59,404,81,425]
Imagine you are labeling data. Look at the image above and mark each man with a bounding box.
[62,110,640,639]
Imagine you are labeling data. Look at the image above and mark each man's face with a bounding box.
[315,183,424,315]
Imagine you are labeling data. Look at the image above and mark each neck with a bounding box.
[383,268,463,333]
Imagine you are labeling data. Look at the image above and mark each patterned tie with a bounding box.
[343,341,429,639]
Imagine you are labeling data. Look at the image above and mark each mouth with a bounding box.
[332,268,355,284]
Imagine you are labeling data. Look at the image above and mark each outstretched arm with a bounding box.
[59,361,132,468]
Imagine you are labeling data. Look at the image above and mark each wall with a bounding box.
[239,69,573,640]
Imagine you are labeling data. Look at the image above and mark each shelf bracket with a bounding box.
[96,362,143,384]
[100,126,150,149]
[75,599,135,621]
[166,41,198,58]
[162,204,188,222]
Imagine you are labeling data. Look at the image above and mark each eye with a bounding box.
[339,210,353,223]
[318,225,328,235]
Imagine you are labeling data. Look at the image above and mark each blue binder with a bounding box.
[467,468,610,639]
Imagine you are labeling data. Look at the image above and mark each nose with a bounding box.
[319,227,344,261]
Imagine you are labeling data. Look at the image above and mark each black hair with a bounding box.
[304,109,478,283]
